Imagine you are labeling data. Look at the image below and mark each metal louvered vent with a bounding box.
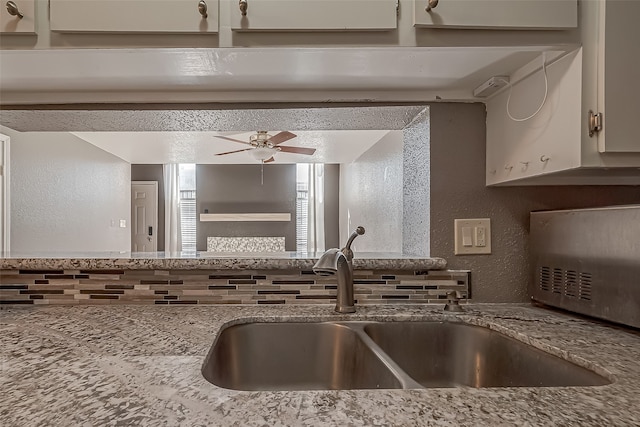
[565,270,578,297]
[539,266,551,291]
[579,273,593,301]
[539,266,593,301]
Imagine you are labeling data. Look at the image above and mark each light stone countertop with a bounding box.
[1,304,639,426]
[0,252,446,271]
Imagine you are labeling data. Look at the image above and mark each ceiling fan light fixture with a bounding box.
[251,146,277,162]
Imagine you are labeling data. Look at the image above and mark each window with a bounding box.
[178,164,196,252]
[296,163,325,253]
[296,164,309,252]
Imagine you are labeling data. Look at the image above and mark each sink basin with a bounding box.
[201,322,403,391]
[202,321,611,391]
[363,322,611,388]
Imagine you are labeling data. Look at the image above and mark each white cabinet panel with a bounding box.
[486,50,584,185]
[230,0,397,31]
[50,0,218,33]
[414,0,577,29]
[1,0,35,33]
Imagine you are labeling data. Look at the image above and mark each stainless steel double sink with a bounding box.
[201,321,611,391]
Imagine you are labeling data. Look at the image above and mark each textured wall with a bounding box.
[402,109,430,256]
[196,164,297,251]
[4,127,130,253]
[340,131,404,253]
[429,103,640,303]
[131,164,165,251]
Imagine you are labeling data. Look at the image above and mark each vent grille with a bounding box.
[579,273,592,301]
[540,266,551,291]
[565,270,578,297]
[538,266,593,301]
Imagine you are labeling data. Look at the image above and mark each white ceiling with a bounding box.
[72,130,392,164]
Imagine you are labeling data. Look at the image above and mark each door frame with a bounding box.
[131,180,158,252]
[0,134,10,253]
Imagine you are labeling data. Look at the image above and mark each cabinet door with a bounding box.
[230,0,397,31]
[597,0,640,152]
[414,0,577,29]
[1,0,35,33]
[50,0,218,33]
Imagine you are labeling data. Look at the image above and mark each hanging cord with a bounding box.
[503,53,548,122]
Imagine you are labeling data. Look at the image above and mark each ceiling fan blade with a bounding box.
[278,146,316,156]
[213,135,252,145]
[267,131,297,145]
[263,156,275,163]
[215,148,253,156]
[216,131,246,136]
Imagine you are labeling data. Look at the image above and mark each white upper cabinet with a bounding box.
[50,0,219,33]
[229,0,398,31]
[1,0,35,33]
[413,0,577,29]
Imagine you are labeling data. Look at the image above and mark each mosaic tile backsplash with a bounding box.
[0,269,469,305]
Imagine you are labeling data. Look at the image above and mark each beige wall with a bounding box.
[429,103,640,303]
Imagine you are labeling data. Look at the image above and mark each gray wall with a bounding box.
[323,164,340,249]
[131,164,165,252]
[196,164,297,251]
[429,103,640,303]
[3,126,130,253]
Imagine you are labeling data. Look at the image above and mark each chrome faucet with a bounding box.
[313,226,365,313]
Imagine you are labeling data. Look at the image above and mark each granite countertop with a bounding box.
[2,304,639,426]
[0,252,446,271]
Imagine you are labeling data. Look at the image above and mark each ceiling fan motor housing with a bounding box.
[250,131,274,147]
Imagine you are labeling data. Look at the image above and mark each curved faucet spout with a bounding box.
[312,248,342,276]
[312,226,365,314]
[342,226,365,264]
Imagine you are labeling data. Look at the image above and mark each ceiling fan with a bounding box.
[213,131,316,163]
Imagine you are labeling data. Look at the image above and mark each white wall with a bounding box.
[2,126,131,253]
[340,131,403,253]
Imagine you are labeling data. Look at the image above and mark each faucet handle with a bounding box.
[444,291,464,312]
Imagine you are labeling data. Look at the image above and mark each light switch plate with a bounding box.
[454,218,491,255]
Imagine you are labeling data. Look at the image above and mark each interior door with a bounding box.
[131,181,158,252]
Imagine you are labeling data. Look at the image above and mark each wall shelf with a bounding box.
[199,213,291,222]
